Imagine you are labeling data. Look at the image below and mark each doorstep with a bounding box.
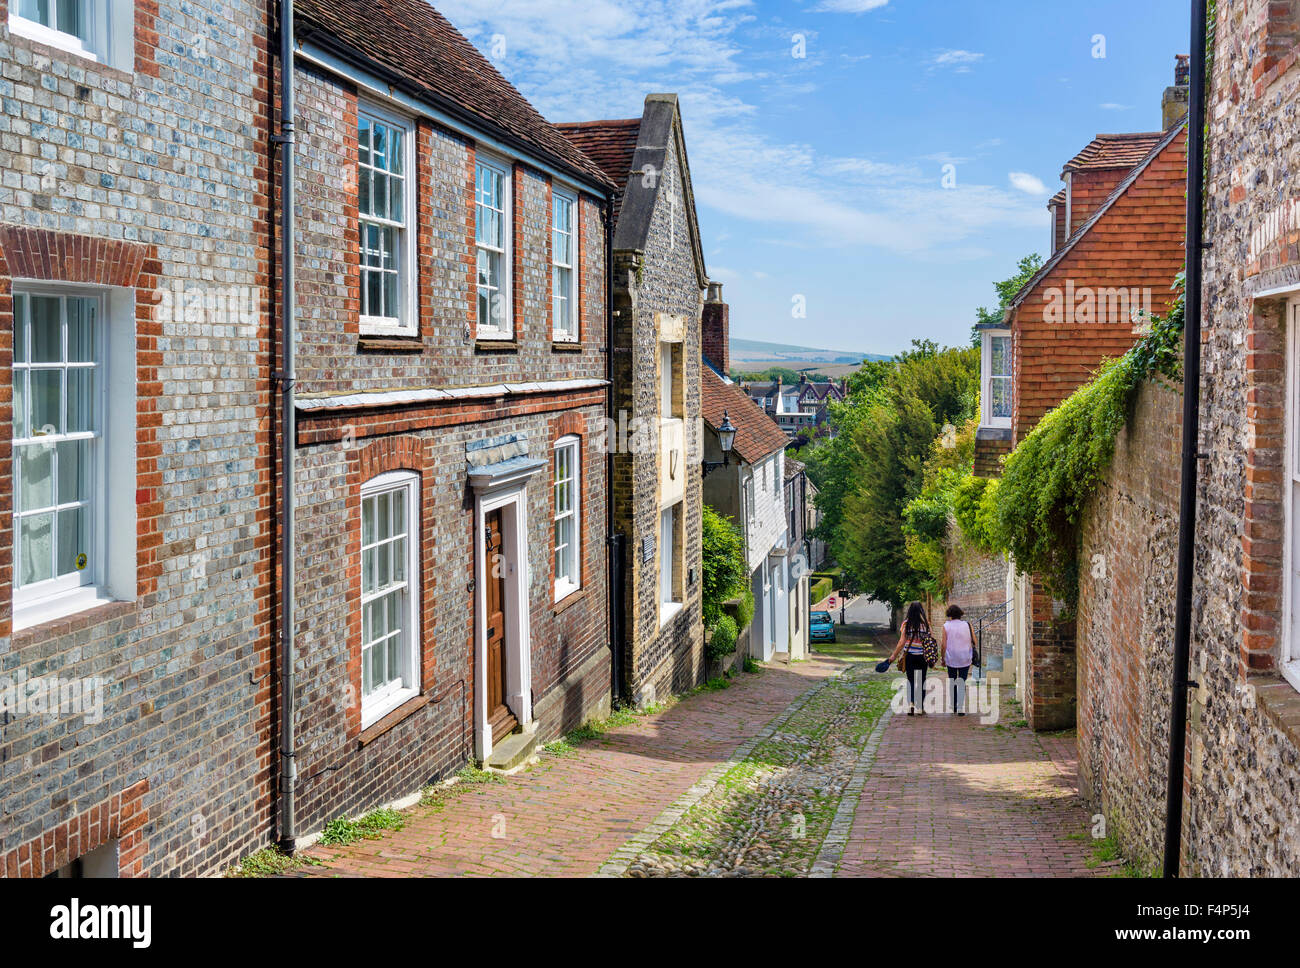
[484,721,540,775]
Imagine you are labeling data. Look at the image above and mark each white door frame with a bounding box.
[474,482,532,761]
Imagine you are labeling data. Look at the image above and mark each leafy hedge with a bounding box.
[979,280,1185,609]
[706,615,738,661]
[811,576,834,603]
[702,505,748,632]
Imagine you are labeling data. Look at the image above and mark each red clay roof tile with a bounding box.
[702,368,788,465]
[295,0,615,190]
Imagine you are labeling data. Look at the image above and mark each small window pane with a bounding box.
[18,0,50,26]
[67,369,94,433]
[67,298,96,362]
[13,372,27,439]
[30,370,62,436]
[56,438,89,505]
[14,293,28,363]
[56,506,87,578]
[20,512,54,586]
[18,445,54,512]
[30,296,61,363]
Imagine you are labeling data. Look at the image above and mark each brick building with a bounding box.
[971,66,1189,730]
[0,0,275,876]
[558,95,707,705]
[700,320,790,663]
[1074,0,1300,876]
[279,0,617,840]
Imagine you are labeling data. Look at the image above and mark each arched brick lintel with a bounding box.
[0,226,150,289]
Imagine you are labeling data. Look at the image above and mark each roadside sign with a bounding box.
[828,596,837,608]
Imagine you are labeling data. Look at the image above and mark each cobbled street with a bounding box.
[285,613,1116,878]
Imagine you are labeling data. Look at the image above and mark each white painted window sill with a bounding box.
[659,600,683,628]
[361,685,419,732]
[13,587,117,634]
[8,15,101,64]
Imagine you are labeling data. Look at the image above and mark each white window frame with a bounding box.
[553,435,581,601]
[11,286,108,625]
[551,186,579,342]
[659,342,675,418]
[981,328,1013,429]
[659,503,682,625]
[8,1,115,66]
[1282,299,1300,693]
[357,102,417,337]
[475,152,513,339]
[359,470,421,728]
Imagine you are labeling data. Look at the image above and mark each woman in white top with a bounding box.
[940,605,976,716]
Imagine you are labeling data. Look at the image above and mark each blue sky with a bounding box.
[436,0,1190,355]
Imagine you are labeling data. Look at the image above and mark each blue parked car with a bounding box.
[810,610,836,643]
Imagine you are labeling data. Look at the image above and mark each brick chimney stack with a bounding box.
[703,281,729,376]
[1162,54,1190,130]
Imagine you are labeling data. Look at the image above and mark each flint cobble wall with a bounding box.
[0,1,275,877]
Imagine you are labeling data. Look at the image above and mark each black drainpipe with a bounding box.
[603,196,626,704]
[1162,0,1208,878]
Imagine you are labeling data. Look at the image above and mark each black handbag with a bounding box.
[967,621,981,667]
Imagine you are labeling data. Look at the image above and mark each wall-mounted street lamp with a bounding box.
[703,410,737,478]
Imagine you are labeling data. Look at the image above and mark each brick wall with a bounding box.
[1009,130,1187,446]
[0,2,274,876]
[286,60,611,834]
[944,530,1008,668]
[1076,377,1182,871]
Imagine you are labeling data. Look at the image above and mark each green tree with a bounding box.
[701,505,748,631]
[971,252,1043,345]
[806,340,979,609]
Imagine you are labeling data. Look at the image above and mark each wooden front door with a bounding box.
[485,510,517,743]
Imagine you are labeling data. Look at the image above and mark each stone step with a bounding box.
[484,722,539,774]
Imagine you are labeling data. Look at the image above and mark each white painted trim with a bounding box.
[980,328,1013,429]
[358,470,422,730]
[553,435,581,601]
[473,480,534,761]
[295,378,609,412]
[1283,298,1300,694]
[474,151,513,340]
[356,99,419,338]
[551,185,579,342]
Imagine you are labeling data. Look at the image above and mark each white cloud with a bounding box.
[932,49,984,70]
[812,0,889,12]
[1099,102,1133,111]
[1008,171,1048,196]
[433,1,1043,259]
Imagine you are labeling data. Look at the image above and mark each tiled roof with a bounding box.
[1048,187,1066,208]
[295,0,615,191]
[554,119,641,186]
[703,368,788,465]
[1061,132,1165,175]
[1008,123,1186,316]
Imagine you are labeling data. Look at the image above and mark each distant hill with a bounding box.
[729,338,889,365]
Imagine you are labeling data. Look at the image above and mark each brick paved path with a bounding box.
[294,655,847,877]
[834,702,1103,877]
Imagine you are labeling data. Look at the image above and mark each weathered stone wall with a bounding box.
[1076,377,1182,873]
[610,129,704,704]
[1182,0,1300,877]
[0,2,275,876]
[944,530,1008,673]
